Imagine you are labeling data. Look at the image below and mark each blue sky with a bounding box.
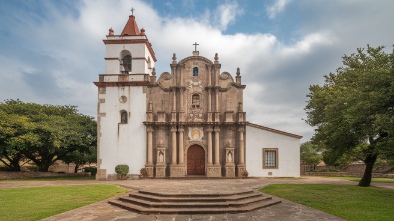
[1,0,394,142]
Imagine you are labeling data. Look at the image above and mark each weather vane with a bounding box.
[131,7,135,16]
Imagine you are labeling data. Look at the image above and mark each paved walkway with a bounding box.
[1,176,392,221]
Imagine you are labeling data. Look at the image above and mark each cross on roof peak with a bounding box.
[131,7,135,16]
[193,42,199,51]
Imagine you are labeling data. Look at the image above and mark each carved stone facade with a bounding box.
[94,14,302,180]
[143,49,246,178]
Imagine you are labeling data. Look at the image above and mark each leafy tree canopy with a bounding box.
[0,99,96,172]
[300,141,323,166]
[305,45,394,186]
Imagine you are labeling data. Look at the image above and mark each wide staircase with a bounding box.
[108,189,281,214]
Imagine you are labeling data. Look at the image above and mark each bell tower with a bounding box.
[94,13,156,180]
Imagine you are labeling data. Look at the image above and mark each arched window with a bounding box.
[193,67,198,76]
[120,111,128,123]
[192,94,200,108]
[122,55,132,73]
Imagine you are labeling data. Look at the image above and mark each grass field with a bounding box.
[260,184,394,221]
[0,184,126,221]
[324,176,394,183]
[0,175,95,182]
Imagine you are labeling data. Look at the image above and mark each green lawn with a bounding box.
[260,184,394,221]
[0,184,127,221]
[0,175,95,182]
[325,176,394,183]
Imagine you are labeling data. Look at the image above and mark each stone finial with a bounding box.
[236,67,240,76]
[108,27,114,36]
[152,67,156,76]
[140,28,145,35]
[214,53,219,61]
[172,53,177,61]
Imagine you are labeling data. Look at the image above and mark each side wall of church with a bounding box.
[245,125,300,177]
[97,85,147,178]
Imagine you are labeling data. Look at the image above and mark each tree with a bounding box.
[62,147,97,173]
[0,111,35,171]
[300,141,322,171]
[0,99,97,172]
[305,45,394,187]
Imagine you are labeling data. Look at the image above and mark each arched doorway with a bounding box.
[187,145,205,175]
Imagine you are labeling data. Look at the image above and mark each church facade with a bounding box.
[94,15,302,179]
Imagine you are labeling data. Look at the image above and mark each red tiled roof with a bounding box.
[121,15,141,36]
[247,122,303,139]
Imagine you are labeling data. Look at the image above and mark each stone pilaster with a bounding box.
[178,126,185,165]
[214,128,220,165]
[145,127,154,178]
[207,127,213,165]
[236,127,246,177]
[171,126,177,165]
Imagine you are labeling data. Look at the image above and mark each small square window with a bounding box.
[263,148,278,169]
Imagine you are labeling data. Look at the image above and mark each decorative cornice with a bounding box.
[93,81,149,87]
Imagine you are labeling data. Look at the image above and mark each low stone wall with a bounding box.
[305,172,394,178]
[0,171,90,180]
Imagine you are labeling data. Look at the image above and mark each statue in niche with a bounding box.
[158,151,164,162]
[227,152,233,162]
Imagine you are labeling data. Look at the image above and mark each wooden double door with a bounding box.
[187,145,205,175]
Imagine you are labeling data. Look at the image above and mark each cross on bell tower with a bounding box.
[131,7,135,16]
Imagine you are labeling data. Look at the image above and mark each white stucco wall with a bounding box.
[104,43,153,75]
[98,86,147,176]
[246,125,300,177]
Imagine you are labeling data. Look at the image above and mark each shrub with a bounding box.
[115,164,129,180]
[140,168,148,177]
[84,166,97,176]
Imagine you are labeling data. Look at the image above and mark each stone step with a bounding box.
[108,198,282,214]
[108,190,281,214]
[117,194,272,208]
[129,190,262,202]
[137,189,254,198]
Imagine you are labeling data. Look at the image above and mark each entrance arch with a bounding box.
[187,145,205,175]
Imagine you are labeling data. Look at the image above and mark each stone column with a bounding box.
[170,126,185,177]
[147,128,153,164]
[171,89,177,122]
[207,127,213,165]
[207,127,222,177]
[214,128,220,165]
[239,127,245,165]
[236,127,246,177]
[171,126,177,165]
[178,126,184,164]
[145,127,154,177]
[179,88,185,122]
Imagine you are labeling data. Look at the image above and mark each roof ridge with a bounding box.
[246,122,303,139]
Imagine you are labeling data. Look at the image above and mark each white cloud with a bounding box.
[266,0,292,19]
[215,2,243,31]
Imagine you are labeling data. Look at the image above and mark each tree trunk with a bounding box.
[358,154,378,187]
[74,164,80,173]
